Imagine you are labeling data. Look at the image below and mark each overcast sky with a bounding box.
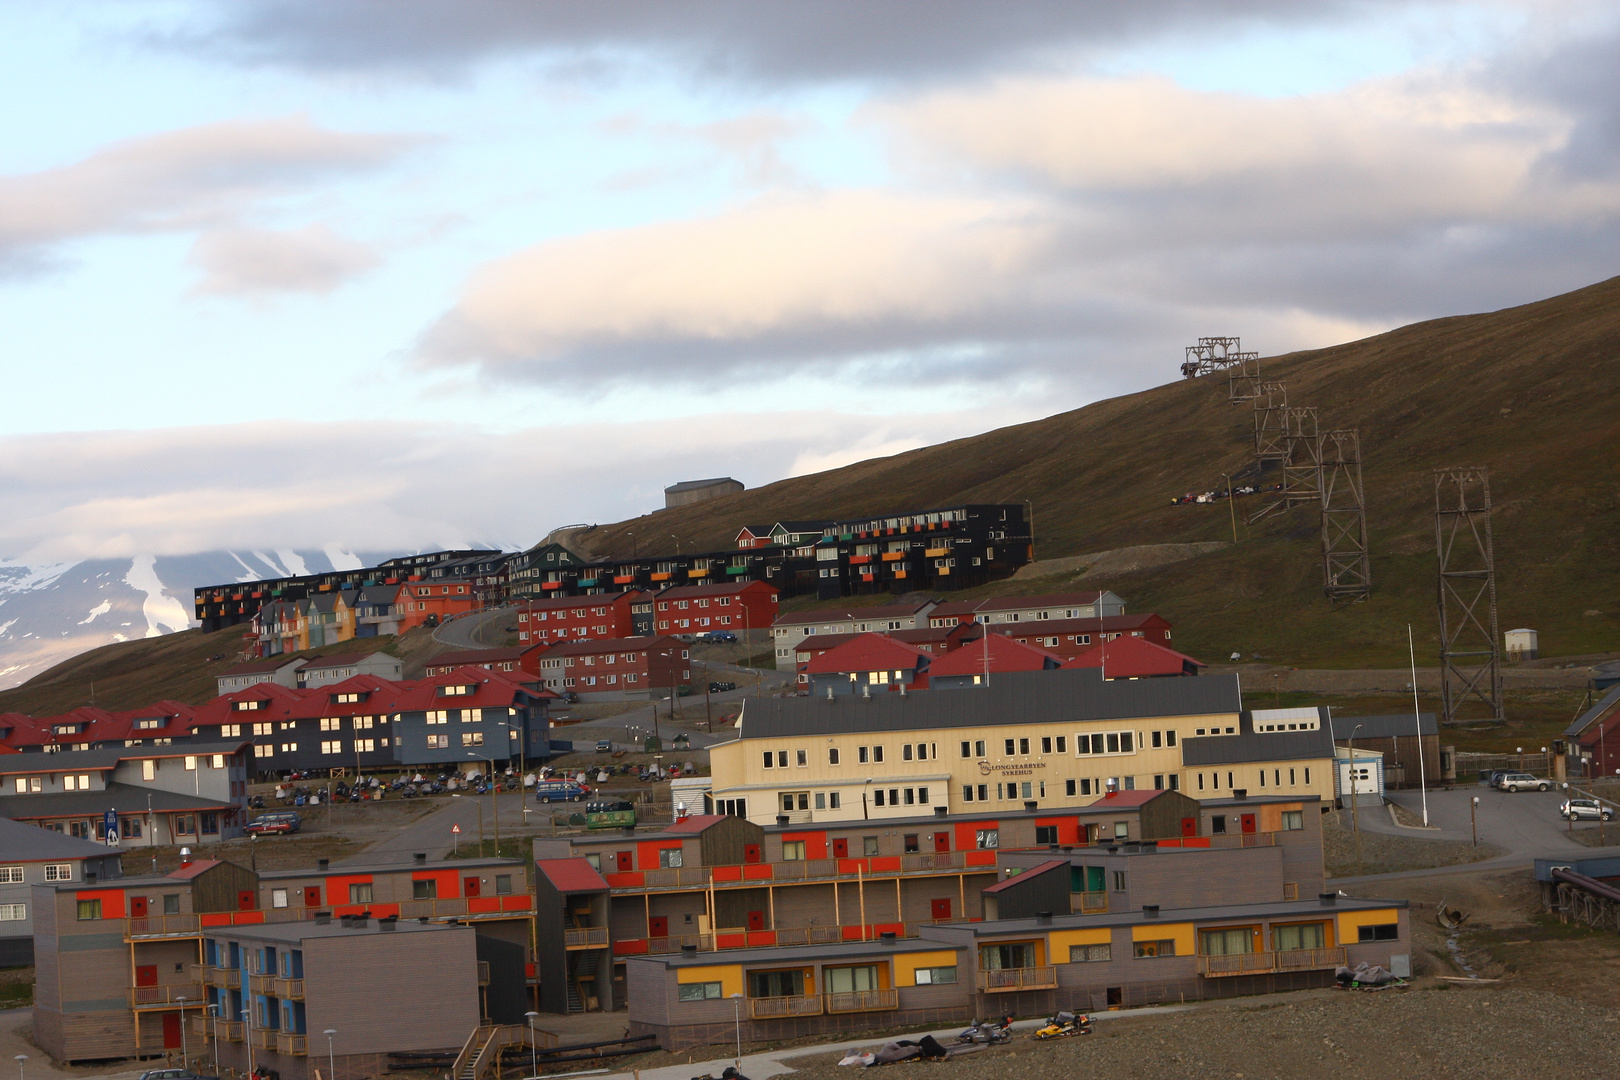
[2,0,1616,563]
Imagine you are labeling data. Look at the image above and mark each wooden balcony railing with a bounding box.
[748,995,823,1019]
[1071,891,1108,913]
[646,933,713,954]
[976,966,1058,992]
[276,1033,308,1056]
[125,915,201,939]
[1198,946,1346,977]
[250,1028,277,1051]
[564,926,609,948]
[189,963,241,989]
[825,989,899,1013]
[774,926,843,947]
[129,983,206,1008]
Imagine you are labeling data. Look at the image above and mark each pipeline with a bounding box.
[1552,867,1620,903]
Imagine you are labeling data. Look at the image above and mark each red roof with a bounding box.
[425,646,542,669]
[537,857,611,893]
[301,652,389,670]
[519,591,646,613]
[663,814,729,834]
[975,592,1105,613]
[1088,789,1169,807]
[538,636,681,658]
[805,633,933,675]
[773,602,934,627]
[982,859,1069,894]
[221,658,305,676]
[655,581,776,600]
[1066,636,1205,679]
[168,858,225,880]
[927,633,1063,678]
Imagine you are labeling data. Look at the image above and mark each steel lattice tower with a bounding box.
[1434,467,1503,723]
[1319,430,1370,601]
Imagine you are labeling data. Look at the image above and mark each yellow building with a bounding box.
[708,671,1335,825]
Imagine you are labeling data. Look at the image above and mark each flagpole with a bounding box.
[1408,624,1428,826]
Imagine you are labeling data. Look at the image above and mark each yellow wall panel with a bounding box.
[892,949,961,987]
[1336,908,1400,942]
[675,964,744,998]
[1133,922,1196,956]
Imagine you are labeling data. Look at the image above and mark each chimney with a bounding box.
[413,852,427,865]
[1023,800,1037,812]
[86,870,97,883]
[621,826,636,836]
[318,858,330,870]
[1319,892,1338,907]
[1232,789,1248,800]
[378,916,397,932]
[777,814,789,826]
[880,931,897,944]
[314,911,332,925]
[1035,911,1052,924]
[934,806,948,817]
[1143,904,1160,918]
[179,847,192,868]
[680,944,698,956]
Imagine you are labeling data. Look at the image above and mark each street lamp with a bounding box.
[1347,724,1364,874]
[242,1008,255,1080]
[324,1028,337,1080]
[729,993,744,1071]
[206,1004,220,1074]
[1470,796,1480,847]
[15,1053,27,1080]
[177,995,188,1067]
[524,1011,540,1078]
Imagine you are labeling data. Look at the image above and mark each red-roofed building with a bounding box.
[537,637,690,700]
[423,644,549,678]
[516,589,650,644]
[925,591,1127,628]
[1067,635,1206,679]
[791,624,974,684]
[987,613,1175,662]
[653,581,777,638]
[396,577,481,633]
[926,633,1065,688]
[804,633,934,695]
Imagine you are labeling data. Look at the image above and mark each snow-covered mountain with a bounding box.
[0,548,403,691]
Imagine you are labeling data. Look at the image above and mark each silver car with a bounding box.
[1499,772,1549,792]
[1561,798,1614,821]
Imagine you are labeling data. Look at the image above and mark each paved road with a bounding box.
[336,788,546,864]
[551,660,796,752]
[433,605,513,649]
[1332,782,1620,886]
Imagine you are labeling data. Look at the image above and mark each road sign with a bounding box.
[452,825,462,833]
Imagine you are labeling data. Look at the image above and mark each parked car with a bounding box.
[696,631,738,643]
[708,681,737,693]
[1561,798,1614,821]
[534,779,590,803]
[1498,772,1549,792]
[595,739,614,753]
[140,1070,219,1080]
[244,811,302,835]
[1487,770,1511,789]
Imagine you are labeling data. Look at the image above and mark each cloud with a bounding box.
[188,224,380,297]
[0,408,1034,564]
[0,116,416,274]
[175,0,1386,84]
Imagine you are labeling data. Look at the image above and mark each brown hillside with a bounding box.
[581,275,1620,671]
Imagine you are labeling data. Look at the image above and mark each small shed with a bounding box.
[1505,628,1539,660]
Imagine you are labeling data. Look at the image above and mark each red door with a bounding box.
[648,916,668,938]
[1180,817,1198,837]
[464,877,481,898]
[305,886,321,907]
[237,890,255,910]
[930,898,952,920]
[933,832,950,853]
[129,896,148,918]
[614,851,632,872]
[744,844,762,864]
[161,1012,182,1049]
[1241,814,1257,834]
[831,838,848,859]
[135,965,157,987]
[746,910,765,931]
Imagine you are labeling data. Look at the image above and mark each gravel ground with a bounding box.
[782,986,1620,1080]
[1324,811,1502,877]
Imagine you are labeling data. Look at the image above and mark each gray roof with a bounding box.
[0,741,249,774]
[0,781,236,820]
[1332,713,1439,739]
[1566,682,1620,739]
[737,669,1241,740]
[205,918,462,944]
[0,816,123,861]
[259,856,523,879]
[642,935,950,968]
[664,478,741,494]
[1180,711,1333,766]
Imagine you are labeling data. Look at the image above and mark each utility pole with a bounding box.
[1435,467,1504,724]
[1348,724,1363,875]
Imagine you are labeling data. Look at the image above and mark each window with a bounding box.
[1065,779,1077,796]
[863,836,879,856]
[1069,944,1111,963]
[76,899,101,920]
[1004,738,1015,755]
[62,774,91,791]
[354,715,374,729]
[462,733,484,746]
[252,722,273,736]
[174,814,196,835]
[762,751,774,769]
[1274,923,1326,951]
[796,749,807,766]
[356,739,375,753]
[495,875,513,895]
[321,740,343,755]
[902,744,912,761]
[221,724,241,738]
[427,734,449,749]
[1019,738,1030,755]
[0,867,20,884]
[975,829,998,850]
[828,748,840,765]
[271,889,289,909]
[1035,825,1058,845]
[1358,924,1399,942]
[872,745,883,763]
[777,751,789,768]
[1200,928,1253,956]
[1134,940,1175,958]
[1282,811,1304,831]
[1112,870,1126,890]
[0,905,25,922]
[141,760,156,781]
[212,754,226,768]
[426,711,448,725]
[782,841,806,861]
[320,717,343,731]
[913,965,957,985]
[349,883,374,903]
[413,879,438,900]
[825,965,880,994]
[255,744,273,758]
[279,743,297,754]
[678,982,722,1001]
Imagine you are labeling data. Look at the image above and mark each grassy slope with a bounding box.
[579,275,1620,671]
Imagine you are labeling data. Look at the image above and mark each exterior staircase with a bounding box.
[569,949,600,1013]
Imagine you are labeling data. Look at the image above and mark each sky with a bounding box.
[1,0,1617,564]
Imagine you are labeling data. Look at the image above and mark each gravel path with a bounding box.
[780,986,1619,1080]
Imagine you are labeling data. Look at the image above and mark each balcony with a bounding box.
[192,1017,242,1041]
[125,914,201,940]
[1071,891,1109,914]
[976,966,1058,993]
[130,983,206,1009]
[825,989,899,1014]
[1196,947,1345,977]
[564,926,609,948]
[774,926,843,947]
[251,1028,277,1051]
[748,995,823,1019]
[190,963,241,989]
[248,974,304,999]
[276,1033,308,1056]
[645,933,714,954]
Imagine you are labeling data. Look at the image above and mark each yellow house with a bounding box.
[708,670,1335,824]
